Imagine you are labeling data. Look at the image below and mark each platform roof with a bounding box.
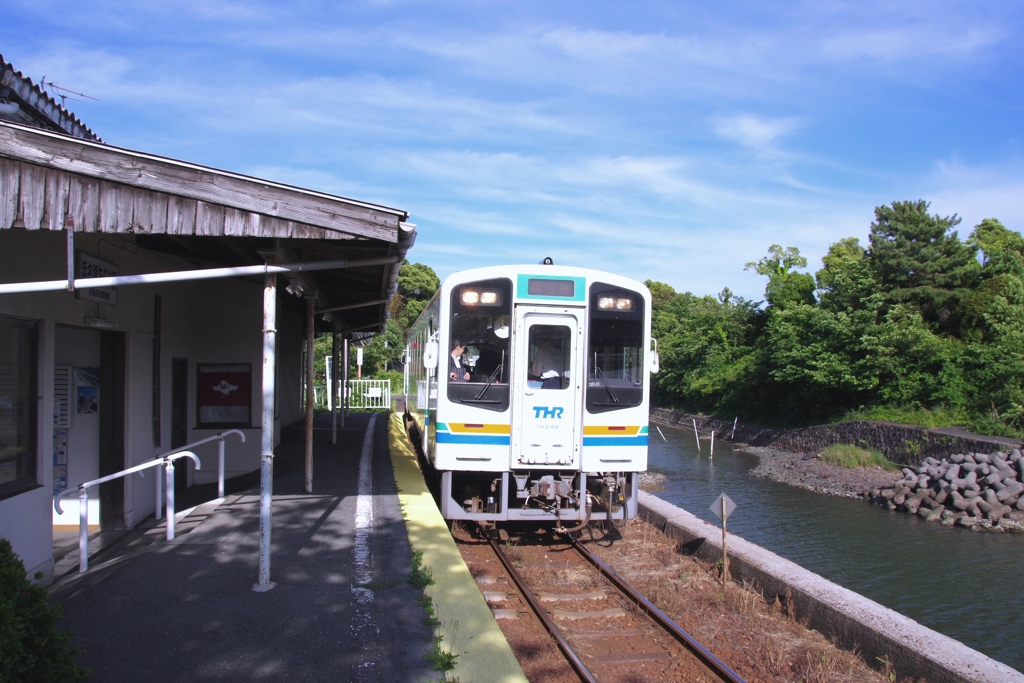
[0,120,415,334]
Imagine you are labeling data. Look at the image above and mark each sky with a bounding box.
[4,1,1023,301]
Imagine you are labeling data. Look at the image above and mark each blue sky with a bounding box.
[5,1,1023,301]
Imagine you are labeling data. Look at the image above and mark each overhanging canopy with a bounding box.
[0,120,415,334]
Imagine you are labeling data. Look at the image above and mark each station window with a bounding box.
[0,316,38,499]
[586,283,644,413]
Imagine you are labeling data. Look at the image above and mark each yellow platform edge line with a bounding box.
[388,413,528,683]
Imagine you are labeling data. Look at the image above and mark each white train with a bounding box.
[403,261,658,530]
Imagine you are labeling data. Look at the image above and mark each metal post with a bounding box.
[78,488,89,573]
[218,436,226,498]
[305,295,314,494]
[155,462,163,521]
[331,331,339,445]
[165,459,176,541]
[722,507,729,587]
[341,337,348,428]
[255,270,277,592]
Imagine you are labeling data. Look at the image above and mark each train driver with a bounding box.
[449,339,471,382]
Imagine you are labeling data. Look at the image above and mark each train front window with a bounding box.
[587,283,644,413]
[447,278,512,412]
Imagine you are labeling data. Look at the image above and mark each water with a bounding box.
[647,423,1024,673]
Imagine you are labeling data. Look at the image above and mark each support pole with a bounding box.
[155,463,163,520]
[341,337,349,428]
[331,330,339,445]
[165,459,176,541]
[305,295,315,494]
[218,437,226,498]
[692,418,701,454]
[78,488,88,572]
[722,508,729,587]
[255,270,278,592]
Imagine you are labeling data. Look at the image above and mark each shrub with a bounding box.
[0,537,88,682]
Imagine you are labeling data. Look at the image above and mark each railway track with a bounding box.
[472,526,746,683]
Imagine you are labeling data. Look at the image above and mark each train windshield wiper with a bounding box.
[462,362,504,404]
[593,366,619,404]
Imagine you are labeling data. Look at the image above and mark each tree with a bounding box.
[815,237,876,313]
[392,260,440,331]
[745,244,815,310]
[866,200,979,331]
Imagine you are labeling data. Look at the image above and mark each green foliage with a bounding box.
[648,201,1024,439]
[0,538,89,682]
[393,261,440,330]
[867,200,979,330]
[819,444,894,470]
[745,244,815,310]
[840,404,968,429]
[409,549,434,590]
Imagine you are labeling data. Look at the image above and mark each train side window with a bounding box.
[586,283,644,413]
[447,278,512,412]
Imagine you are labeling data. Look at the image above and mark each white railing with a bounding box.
[54,451,199,574]
[346,379,392,411]
[53,429,246,574]
[158,429,246,505]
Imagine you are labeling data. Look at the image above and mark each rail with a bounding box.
[160,429,246,503]
[54,451,200,574]
[569,536,746,683]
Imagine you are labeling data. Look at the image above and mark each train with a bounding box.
[402,260,658,531]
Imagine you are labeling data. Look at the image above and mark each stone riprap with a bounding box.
[870,450,1024,531]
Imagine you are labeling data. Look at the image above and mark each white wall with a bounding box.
[0,231,307,583]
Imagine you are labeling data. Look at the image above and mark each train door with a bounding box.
[511,308,583,468]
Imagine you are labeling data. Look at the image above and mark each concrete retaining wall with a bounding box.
[651,409,1023,467]
[638,491,1023,683]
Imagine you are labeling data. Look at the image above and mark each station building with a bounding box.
[0,55,414,582]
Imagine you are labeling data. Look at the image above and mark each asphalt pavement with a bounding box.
[51,412,436,683]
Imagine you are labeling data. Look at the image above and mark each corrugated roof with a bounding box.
[0,53,100,141]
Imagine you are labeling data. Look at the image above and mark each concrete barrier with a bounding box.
[639,490,1023,683]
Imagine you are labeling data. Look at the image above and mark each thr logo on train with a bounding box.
[532,406,564,419]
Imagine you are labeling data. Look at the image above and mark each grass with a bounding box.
[409,549,434,590]
[820,444,896,470]
[840,404,967,430]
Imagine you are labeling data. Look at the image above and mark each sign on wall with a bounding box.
[76,252,118,306]
[197,363,252,427]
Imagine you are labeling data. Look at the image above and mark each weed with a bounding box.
[409,550,434,590]
[820,444,896,470]
[424,621,460,673]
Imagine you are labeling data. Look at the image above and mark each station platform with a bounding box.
[50,411,526,683]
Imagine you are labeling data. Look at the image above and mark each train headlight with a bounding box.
[461,289,502,306]
[598,296,634,311]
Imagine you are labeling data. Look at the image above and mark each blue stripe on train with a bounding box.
[436,433,512,445]
[582,436,649,446]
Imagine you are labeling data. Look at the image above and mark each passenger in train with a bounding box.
[449,339,471,382]
[531,338,564,389]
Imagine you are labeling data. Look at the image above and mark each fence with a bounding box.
[312,379,393,411]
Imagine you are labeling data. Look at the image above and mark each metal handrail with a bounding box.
[54,451,200,573]
[159,429,246,503]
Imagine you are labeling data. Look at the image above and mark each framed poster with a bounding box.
[197,363,252,427]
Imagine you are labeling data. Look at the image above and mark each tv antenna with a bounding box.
[40,77,99,107]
